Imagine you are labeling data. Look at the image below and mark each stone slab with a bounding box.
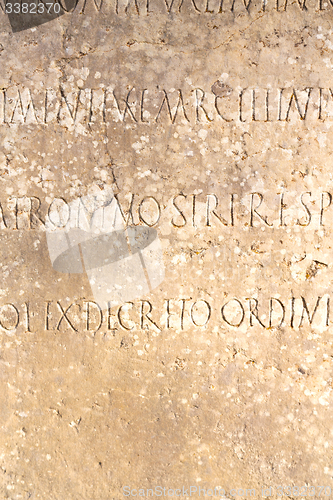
[0,1,333,498]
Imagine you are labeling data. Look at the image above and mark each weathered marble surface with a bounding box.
[1,1,333,498]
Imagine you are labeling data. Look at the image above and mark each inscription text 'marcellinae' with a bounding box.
[2,87,333,126]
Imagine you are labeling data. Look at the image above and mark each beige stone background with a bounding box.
[1,0,333,498]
